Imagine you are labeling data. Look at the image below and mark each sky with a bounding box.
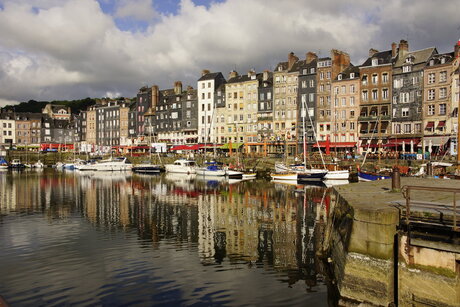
[0,0,459,107]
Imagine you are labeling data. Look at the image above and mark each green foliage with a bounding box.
[1,97,96,114]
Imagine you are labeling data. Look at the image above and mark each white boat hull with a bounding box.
[270,173,298,181]
[196,168,226,177]
[324,170,349,180]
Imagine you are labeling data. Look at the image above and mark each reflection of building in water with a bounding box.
[0,172,45,214]
[0,173,16,212]
[198,193,217,263]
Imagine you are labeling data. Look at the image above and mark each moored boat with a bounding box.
[132,162,164,174]
[358,170,391,181]
[196,161,226,177]
[165,159,197,174]
[90,157,133,171]
[324,169,350,180]
[0,158,8,169]
[270,173,298,181]
[297,170,328,182]
[9,159,25,169]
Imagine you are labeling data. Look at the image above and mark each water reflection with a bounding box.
[0,169,332,306]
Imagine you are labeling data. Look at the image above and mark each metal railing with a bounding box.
[401,185,459,231]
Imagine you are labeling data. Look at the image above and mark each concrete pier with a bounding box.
[324,178,459,307]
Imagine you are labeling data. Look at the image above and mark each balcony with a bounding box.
[358,115,391,122]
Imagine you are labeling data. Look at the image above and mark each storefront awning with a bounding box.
[425,121,434,128]
[313,141,356,148]
[220,142,243,149]
[383,138,420,147]
[437,121,446,128]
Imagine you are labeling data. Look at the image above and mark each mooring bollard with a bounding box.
[427,162,433,177]
[392,166,400,191]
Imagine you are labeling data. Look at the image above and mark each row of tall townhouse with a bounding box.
[1,39,459,157]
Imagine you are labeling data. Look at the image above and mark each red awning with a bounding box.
[383,138,420,147]
[437,121,446,127]
[313,141,356,148]
[426,121,434,128]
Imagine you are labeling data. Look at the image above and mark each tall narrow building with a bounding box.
[392,40,437,152]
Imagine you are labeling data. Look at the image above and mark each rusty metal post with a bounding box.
[392,166,400,191]
[405,186,410,225]
[454,192,457,231]
[427,162,433,177]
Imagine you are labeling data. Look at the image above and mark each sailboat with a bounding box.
[357,116,390,181]
[297,99,328,182]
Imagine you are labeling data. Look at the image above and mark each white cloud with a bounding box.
[114,0,157,21]
[0,0,458,104]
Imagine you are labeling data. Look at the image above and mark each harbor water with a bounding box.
[0,169,335,306]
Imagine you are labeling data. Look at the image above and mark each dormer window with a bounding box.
[405,55,415,64]
[338,74,342,80]
[350,72,355,79]
[440,57,446,64]
[372,58,378,66]
[278,66,282,71]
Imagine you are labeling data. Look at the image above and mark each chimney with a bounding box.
[369,48,379,57]
[391,42,397,57]
[228,70,238,79]
[263,70,269,81]
[398,39,409,55]
[201,69,210,76]
[247,69,256,79]
[455,39,460,58]
[174,81,182,95]
[305,52,317,64]
[151,85,159,110]
[288,52,299,70]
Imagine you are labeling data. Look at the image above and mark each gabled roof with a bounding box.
[334,65,360,81]
[274,62,288,72]
[425,52,455,68]
[393,47,437,68]
[198,72,224,81]
[361,50,393,67]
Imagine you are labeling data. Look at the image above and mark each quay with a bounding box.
[323,177,459,307]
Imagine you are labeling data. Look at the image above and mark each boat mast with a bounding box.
[305,99,326,168]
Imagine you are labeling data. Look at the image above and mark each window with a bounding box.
[350,72,355,79]
[341,110,346,119]
[439,88,447,99]
[428,105,435,115]
[309,93,314,102]
[302,80,307,88]
[439,71,447,83]
[338,74,342,80]
[362,75,368,85]
[404,123,411,133]
[428,73,435,84]
[382,88,389,100]
[362,90,368,101]
[309,79,314,87]
[326,71,331,79]
[428,89,435,100]
[341,85,346,94]
[350,97,355,106]
[350,84,355,93]
[341,98,346,106]
[372,90,378,100]
[382,73,388,83]
[439,104,446,115]
[402,108,409,117]
[415,124,421,133]
[372,58,378,66]
[403,65,411,73]
[334,86,339,95]
[320,72,324,80]
[372,74,378,84]
[394,124,401,133]
[350,122,355,130]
